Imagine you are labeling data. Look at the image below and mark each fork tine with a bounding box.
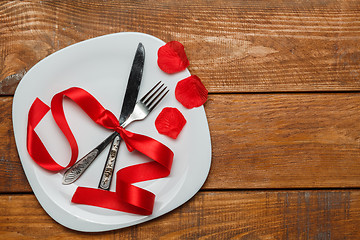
[143,83,165,106]
[140,81,161,103]
[149,89,169,112]
[147,85,167,108]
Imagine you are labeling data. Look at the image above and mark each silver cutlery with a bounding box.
[98,42,145,190]
[62,81,169,185]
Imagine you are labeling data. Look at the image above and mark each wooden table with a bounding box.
[1,0,360,238]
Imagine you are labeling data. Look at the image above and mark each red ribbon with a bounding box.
[27,87,173,215]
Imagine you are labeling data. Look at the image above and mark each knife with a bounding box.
[98,42,145,190]
[62,43,145,186]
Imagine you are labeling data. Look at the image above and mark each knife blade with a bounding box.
[98,42,145,190]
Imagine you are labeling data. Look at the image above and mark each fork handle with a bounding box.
[98,134,122,190]
[62,131,118,185]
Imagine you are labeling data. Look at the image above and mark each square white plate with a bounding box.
[12,32,211,232]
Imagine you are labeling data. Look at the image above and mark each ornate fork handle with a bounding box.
[98,135,121,190]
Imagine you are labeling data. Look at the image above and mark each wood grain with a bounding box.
[0,98,26,192]
[2,1,360,237]
[0,190,359,239]
[1,0,360,94]
[205,92,360,189]
[3,93,360,192]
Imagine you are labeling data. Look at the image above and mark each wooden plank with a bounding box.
[0,190,359,239]
[3,93,360,192]
[205,93,360,189]
[0,98,26,192]
[1,0,360,94]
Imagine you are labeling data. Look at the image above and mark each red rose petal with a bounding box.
[175,75,208,109]
[155,107,186,139]
[157,41,190,74]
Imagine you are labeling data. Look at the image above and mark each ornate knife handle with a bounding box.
[98,135,122,190]
[62,132,117,185]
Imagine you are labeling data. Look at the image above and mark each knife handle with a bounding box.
[98,134,122,190]
[62,132,117,185]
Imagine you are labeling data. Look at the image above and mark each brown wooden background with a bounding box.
[1,0,360,239]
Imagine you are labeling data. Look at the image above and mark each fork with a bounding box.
[62,81,169,185]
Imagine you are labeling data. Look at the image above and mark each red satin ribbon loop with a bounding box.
[27,98,70,172]
[27,87,174,215]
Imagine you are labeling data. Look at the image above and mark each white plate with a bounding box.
[12,32,211,232]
